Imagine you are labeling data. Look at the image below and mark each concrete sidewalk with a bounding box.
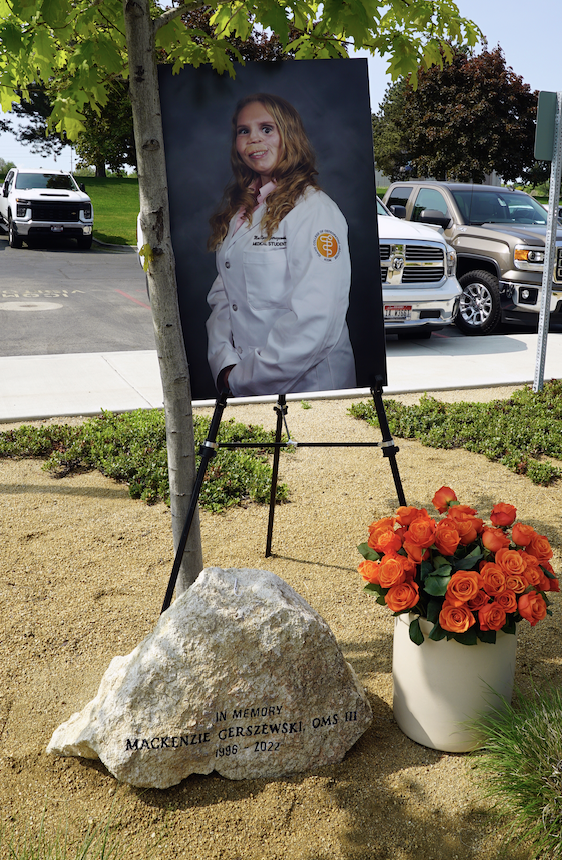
[0,332,561,423]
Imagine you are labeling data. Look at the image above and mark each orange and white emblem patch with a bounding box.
[314,231,340,260]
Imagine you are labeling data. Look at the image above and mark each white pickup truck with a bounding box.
[377,197,461,338]
[0,167,94,249]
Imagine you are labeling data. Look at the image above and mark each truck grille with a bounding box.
[30,203,80,222]
[379,242,446,286]
[555,247,562,284]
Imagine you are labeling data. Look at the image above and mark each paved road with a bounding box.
[0,235,155,356]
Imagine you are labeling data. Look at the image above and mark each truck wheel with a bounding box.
[77,235,93,250]
[456,270,501,335]
[8,216,23,249]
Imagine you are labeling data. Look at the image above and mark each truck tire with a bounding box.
[455,270,501,335]
[77,235,93,250]
[8,216,23,249]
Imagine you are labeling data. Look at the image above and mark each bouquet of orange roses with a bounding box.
[357,487,559,645]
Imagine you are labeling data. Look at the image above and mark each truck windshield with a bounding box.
[14,173,78,191]
[450,189,549,226]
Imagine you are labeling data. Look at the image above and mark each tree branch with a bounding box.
[154,0,209,34]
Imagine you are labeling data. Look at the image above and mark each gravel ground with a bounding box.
[0,385,560,860]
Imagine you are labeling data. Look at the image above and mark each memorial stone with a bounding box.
[47,567,372,788]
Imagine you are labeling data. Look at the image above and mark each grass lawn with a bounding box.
[81,175,139,245]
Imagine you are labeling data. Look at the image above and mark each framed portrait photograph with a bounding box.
[159,57,386,400]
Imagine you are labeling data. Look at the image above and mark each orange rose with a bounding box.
[385,581,420,612]
[402,537,430,564]
[490,503,517,527]
[545,576,560,593]
[407,515,437,548]
[522,562,542,588]
[445,509,483,545]
[378,555,407,588]
[494,590,518,613]
[511,522,536,547]
[451,503,478,516]
[439,601,476,633]
[358,559,380,583]
[478,600,507,631]
[432,486,457,513]
[395,506,425,526]
[526,534,554,564]
[495,547,527,577]
[371,528,403,555]
[504,572,528,594]
[368,516,394,535]
[446,571,481,607]
[433,521,461,557]
[481,527,511,553]
[402,555,417,581]
[367,517,395,549]
[467,589,490,611]
[480,562,507,597]
[518,591,547,626]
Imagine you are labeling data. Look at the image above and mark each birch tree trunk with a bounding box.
[123,0,203,594]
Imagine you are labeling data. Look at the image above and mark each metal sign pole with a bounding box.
[534,91,562,392]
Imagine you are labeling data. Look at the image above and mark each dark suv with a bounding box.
[383,181,562,334]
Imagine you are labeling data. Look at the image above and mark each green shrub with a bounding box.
[349,381,562,485]
[0,410,290,511]
[472,686,562,858]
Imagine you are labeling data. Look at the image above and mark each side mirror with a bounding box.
[389,204,407,219]
[79,183,86,193]
[420,209,452,229]
[2,186,8,198]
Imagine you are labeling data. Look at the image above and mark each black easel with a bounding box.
[161,380,405,612]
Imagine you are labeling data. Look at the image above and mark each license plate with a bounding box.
[51,225,63,232]
[384,305,412,320]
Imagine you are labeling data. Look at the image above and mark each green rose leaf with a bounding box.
[409,617,425,646]
[502,617,517,636]
[424,574,451,597]
[452,628,478,645]
[358,542,380,561]
[364,582,384,596]
[477,629,497,644]
[429,622,447,641]
[453,547,484,571]
[426,599,442,625]
[420,559,434,580]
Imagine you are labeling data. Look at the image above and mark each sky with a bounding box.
[0,0,560,173]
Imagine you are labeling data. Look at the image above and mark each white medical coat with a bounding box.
[206,188,356,397]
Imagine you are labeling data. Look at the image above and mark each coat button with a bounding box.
[232,303,238,311]
[237,346,243,353]
[225,261,231,268]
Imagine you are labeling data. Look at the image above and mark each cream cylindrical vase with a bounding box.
[392,613,517,752]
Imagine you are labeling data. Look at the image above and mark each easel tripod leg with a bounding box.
[160,392,228,614]
[371,380,407,507]
[265,394,286,557]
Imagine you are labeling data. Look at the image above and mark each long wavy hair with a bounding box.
[208,93,319,250]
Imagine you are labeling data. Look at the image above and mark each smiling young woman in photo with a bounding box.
[206,92,356,397]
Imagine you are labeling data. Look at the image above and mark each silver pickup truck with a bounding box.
[0,167,94,249]
[383,181,562,334]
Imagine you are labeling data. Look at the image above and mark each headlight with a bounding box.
[515,247,544,265]
[15,198,29,217]
[83,205,92,219]
[446,246,457,277]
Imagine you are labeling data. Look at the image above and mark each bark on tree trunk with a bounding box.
[95,162,107,178]
[123,0,203,595]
